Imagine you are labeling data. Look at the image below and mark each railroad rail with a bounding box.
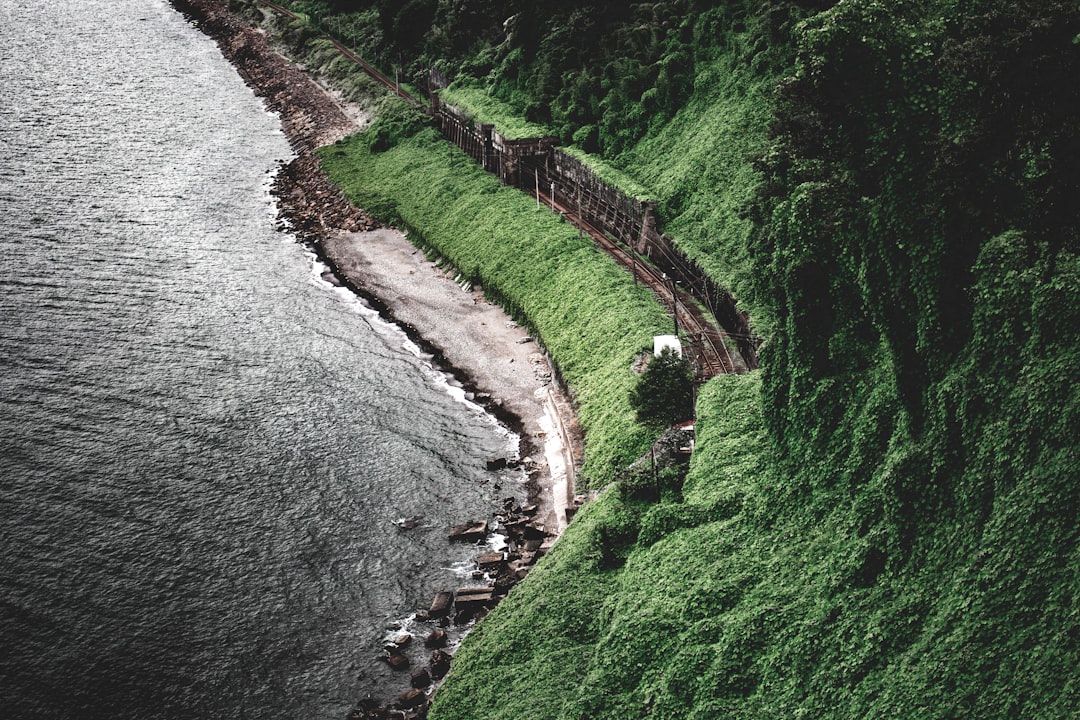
[526,172,741,378]
[256,0,421,106]
[518,152,750,377]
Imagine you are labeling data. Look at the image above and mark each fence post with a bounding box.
[577,185,583,240]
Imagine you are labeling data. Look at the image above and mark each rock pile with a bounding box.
[170,0,378,251]
[352,496,553,719]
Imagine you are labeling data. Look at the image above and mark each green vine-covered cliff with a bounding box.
[271,0,1080,715]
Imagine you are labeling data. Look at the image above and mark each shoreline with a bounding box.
[318,228,579,534]
[171,0,579,534]
[171,4,581,711]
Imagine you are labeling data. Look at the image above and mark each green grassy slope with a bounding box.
[431,0,1080,717]
[436,85,556,139]
[431,373,769,720]
[615,4,798,333]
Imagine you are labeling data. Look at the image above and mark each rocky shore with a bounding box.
[171,0,581,716]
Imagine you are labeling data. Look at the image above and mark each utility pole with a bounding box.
[666,274,679,336]
[673,280,679,336]
[633,215,647,285]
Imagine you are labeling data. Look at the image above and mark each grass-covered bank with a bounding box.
[317,106,671,486]
[431,0,1080,716]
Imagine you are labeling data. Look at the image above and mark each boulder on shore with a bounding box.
[455,586,494,611]
[476,552,505,569]
[424,628,448,648]
[430,649,452,680]
[428,591,454,619]
[397,688,427,710]
[410,667,432,689]
[448,520,488,542]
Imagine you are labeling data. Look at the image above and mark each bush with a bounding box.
[363,96,430,152]
[629,347,694,429]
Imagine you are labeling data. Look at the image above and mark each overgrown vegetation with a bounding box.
[248,0,1080,715]
[273,0,818,320]
[429,0,1080,717]
[279,0,816,155]
[629,347,694,430]
[432,373,768,719]
[436,84,555,140]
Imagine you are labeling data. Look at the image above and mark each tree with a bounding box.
[630,347,694,428]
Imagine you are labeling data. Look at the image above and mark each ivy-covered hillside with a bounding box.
[271,0,1080,716]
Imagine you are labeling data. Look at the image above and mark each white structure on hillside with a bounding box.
[653,335,682,358]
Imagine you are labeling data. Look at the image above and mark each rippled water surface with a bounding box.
[0,2,517,717]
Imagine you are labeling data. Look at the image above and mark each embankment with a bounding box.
[319,122,673,488]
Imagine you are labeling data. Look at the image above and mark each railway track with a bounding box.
[257,0,421,106]
[533,184,741,378]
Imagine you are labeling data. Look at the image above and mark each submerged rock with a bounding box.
[448,520,488,542]
[382,647,409,670]
[424,628,448,648]
[393,515,424,530]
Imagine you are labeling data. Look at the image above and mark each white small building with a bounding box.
[653,335,682,358]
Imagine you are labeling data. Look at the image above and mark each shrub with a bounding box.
[629,347,694,429]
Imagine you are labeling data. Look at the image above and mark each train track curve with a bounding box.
[530,182,741,378]
[257,0,421,105]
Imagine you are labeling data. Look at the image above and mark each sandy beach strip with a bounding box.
[321,229,579,534]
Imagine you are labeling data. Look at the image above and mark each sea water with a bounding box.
[0,2,517,717]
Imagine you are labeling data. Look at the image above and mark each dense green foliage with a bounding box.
[317,108,672,484]
[253,0,1080,715]
[558,145,651,201]
[429,1,1080,718]
[630,347,694,430]
[436,85,555,140]
[432,373,768,719]
[284,0,830,154]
